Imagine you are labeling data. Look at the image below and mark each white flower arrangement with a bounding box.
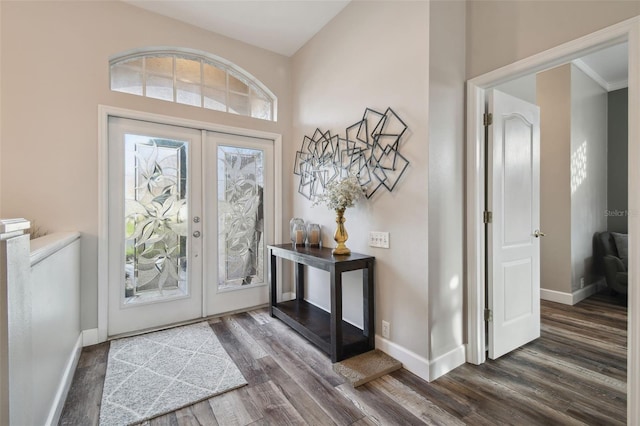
[313,175,365,211]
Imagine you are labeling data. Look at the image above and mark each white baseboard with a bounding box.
[541,281,607,306]
[376,334,430,381]
[571,281,607,304]
[82,328,99,347]
[45,333,82,426]
[540,288,573,305]
[428,344,466,381]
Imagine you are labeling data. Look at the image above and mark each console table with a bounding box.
[268,244,375,362]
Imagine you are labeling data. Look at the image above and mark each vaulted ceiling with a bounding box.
[123,0,351,57]
[123,1,628,89]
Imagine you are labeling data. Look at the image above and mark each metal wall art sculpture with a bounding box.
[294,107,409,200]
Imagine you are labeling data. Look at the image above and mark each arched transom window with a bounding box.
[110,49,277,121]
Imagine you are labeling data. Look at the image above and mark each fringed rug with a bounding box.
[99,322,246,425]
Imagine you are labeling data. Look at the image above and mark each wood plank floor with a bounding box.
[60,292,627,425]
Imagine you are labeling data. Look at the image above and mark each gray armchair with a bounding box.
[594,231,628,296]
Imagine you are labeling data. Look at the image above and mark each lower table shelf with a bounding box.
[272,299,371,360]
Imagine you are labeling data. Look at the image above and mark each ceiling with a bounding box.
[574,42,628,91]
[122,1,628,88]
[123,0,351,57]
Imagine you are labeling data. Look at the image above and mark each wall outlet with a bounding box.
[369,231,390,248]
[580,277,585,288]
[382,320,390,338]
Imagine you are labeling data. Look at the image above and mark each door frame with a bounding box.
[97,105,283,342]
[465,17,640,421]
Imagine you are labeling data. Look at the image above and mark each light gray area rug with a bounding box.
[333,350,402,387]
[99,322,247,425]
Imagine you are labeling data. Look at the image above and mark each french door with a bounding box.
[107,117,273,336]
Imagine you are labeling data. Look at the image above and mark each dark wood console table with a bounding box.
[268,244,375,362]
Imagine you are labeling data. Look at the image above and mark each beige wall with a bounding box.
[428,0,466,366]
[537,65,572,294]
[0,1,293,330]
[466,0,640,79]
[537,63,609,295]
[570,64,608,291]
[292,1,431,358]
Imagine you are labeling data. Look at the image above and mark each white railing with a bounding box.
[0,219,82,426]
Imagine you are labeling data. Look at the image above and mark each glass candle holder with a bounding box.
[290,218,304,244]
[306,223,321,248]
[292,223,307,247]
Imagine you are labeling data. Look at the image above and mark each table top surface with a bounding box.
[268,243,375,264]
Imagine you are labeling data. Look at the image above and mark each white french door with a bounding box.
[107,117,273,336]
[204,132,273,316]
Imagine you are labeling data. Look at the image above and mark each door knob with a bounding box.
[533,229,546,238]
[193,231,201,238]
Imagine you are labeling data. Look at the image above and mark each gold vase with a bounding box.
[332,208,350,255]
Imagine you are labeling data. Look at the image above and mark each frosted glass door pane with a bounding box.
[124,135,189,304]
[217,146,264,290]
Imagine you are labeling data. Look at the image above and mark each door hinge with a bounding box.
[484,308,493,322]
[483,113,493,126]
[483,211,493,224]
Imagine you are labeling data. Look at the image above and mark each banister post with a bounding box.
[0,218,31,426]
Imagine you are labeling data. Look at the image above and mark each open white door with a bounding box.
[487,89,541,359]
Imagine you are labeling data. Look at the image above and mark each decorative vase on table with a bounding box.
[333,208,350,255]
[312,175,364,257]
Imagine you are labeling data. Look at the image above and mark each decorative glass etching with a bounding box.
[124,135,188,304]
[110,49,277,121]
[217,146,264,290]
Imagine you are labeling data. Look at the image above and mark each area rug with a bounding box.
[333,350,402,387]
[99,322,247,425]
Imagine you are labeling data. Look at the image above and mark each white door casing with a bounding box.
[465,17,638,422]
[98,106,283,342]
[106,115,277,337]
[487,90,541,359]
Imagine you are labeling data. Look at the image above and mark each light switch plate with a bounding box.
[369,231,390,248]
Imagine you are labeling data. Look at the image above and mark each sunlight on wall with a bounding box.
[571,141,587,194]
[449,275,459,290]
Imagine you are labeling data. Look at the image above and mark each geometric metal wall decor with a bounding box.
[294,107,409,200]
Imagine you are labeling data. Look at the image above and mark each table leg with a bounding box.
[270,250,277,317]
[363,260,375,350]
[295,262,305,301]
[330,266,343,362]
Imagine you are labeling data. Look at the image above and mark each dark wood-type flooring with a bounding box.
[60,292,627,425]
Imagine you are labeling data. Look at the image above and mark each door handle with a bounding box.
[193,231,201,238]
[532,229,546,238]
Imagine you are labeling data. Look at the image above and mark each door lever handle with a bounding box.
[532,229,546,238]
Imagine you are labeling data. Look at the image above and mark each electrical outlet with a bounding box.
[382,320,390,338]
[369,231,390,248]
[580,277,585,289]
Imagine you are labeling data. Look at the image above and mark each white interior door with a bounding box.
[204,132,273,316]
[488,89,541,359]
[108,117,203,336]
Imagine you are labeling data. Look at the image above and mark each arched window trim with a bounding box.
[109,47,278,121]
